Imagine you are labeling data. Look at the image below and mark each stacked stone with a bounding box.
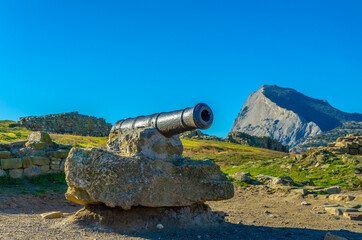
[0,132,70,178]
[19,111,112,137]
[327,134,362,155]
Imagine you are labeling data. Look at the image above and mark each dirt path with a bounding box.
[0,186,361,240]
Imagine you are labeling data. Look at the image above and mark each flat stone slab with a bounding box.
[65,148,234,209]
[324,207,359,216]
[329,194,355,202]
[343,212,362,220]
[41,211,63,219]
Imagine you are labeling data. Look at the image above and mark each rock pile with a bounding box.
[0,132,70,178]
[318,194,362,220]
[64,127,234,230]
[19,111,112,137]
[327,134,362,155]
[295,134,362,163]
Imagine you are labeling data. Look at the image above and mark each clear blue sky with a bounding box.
[0,1,361,137]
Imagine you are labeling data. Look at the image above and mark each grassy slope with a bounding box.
[0,120,108,148]
[223,155,361,189]
[0,120,30,142]
[1,120,360,189]
[182,138,287,167]
[49,134,108,148]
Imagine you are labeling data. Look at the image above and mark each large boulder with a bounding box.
[65,147,234,209]
[107,128,183,161]
[27,131,53,144]
[25,131,54,149]
[256,175,294,186]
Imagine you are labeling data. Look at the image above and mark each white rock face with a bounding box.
[231,85,362,148]
[65,147,234,209]
[231,86,322,147]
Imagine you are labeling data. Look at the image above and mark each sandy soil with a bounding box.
[0,186,361,240]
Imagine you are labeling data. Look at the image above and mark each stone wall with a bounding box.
[0,132,70,178]
[19,111,112,137]
[225,131,289,153]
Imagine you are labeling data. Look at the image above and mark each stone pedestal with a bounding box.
[107,128,183,161]
[65,147,233,209]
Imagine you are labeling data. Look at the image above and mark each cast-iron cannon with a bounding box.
[112,103,213,137]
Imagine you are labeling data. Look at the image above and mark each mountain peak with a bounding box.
[230,85,362,147]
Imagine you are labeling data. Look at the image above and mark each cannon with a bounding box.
[111,103,213,137]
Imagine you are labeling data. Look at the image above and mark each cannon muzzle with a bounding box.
[112,103,213,137]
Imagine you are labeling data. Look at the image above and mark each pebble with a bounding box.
[40,211,62,219]
[156,223,164,230]
[301,201,310,206]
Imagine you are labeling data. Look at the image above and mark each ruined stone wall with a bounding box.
[19,111,112,137]
[316,134,361,155]
[0,132,70,178]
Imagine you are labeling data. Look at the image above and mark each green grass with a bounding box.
[0,120,108,148]
[223,154,362,190]
[0,120,30,143]
[49,133,108,148]
[182,138,287,167]
[0,173,67,195]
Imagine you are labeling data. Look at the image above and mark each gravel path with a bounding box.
[0,186,361,240]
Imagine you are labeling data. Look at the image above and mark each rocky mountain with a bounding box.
[230,85,362,148]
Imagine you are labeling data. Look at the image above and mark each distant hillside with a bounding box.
[225,131,289,153]
[180,130,288,152]
[231,85,362,147]
[291,121,362,153]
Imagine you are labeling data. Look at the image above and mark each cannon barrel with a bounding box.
[112,103,213,137]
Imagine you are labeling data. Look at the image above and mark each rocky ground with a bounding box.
[0,185,361,240]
